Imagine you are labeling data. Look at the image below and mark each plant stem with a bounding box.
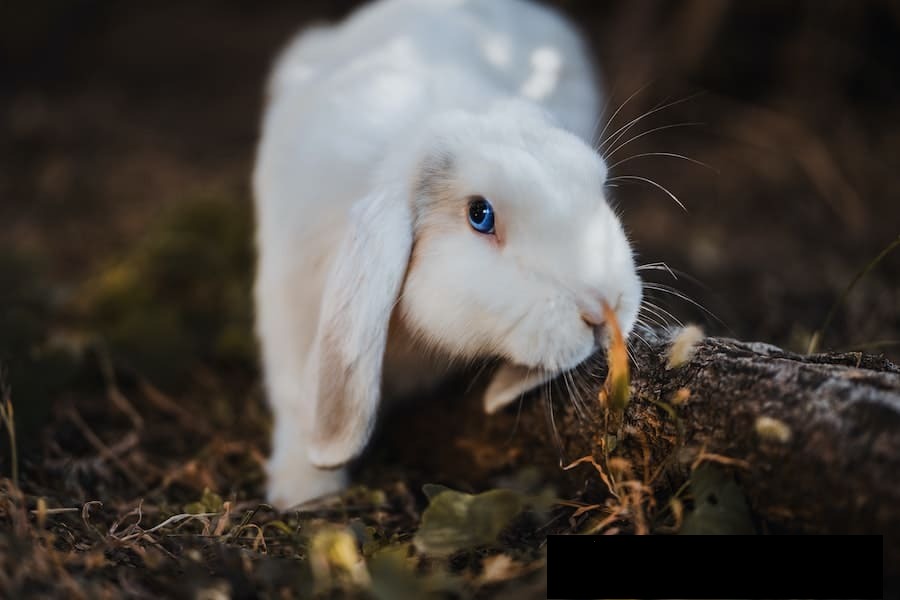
[808,234,900,354]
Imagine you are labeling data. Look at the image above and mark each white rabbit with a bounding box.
[253,0,643,508]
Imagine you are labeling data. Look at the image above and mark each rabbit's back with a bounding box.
[255,0,600,230]
[269,0,598,115]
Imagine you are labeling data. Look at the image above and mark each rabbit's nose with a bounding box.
[580,309,603,328]
[580,310,607,347]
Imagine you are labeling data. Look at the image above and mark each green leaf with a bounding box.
[421,483,452,500]
[184,487,224,515]
[368,544,461,600]
[413,488,526,556]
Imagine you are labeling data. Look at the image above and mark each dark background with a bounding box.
[2,0,898,362]
[1,2,899,596]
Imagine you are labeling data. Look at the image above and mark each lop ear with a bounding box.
[483,363,554,414]
[308,185,412,467]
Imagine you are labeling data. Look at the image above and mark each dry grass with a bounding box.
[0,332,559,597]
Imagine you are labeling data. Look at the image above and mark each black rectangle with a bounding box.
[547,534,885,599]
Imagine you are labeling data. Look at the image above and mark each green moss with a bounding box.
[0,251,79,440]
[80,195,257,386]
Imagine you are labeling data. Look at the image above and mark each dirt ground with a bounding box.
[1,1,899,597]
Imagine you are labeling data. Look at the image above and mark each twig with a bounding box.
[96,344,144,430]
[118,511,220,542]
[65,406,147,491]
[139,379,212,436]
[30,507,82,515]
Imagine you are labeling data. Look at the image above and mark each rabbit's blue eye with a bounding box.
[467,196,495,234]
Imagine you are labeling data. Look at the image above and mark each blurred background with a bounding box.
[2,0,899,416]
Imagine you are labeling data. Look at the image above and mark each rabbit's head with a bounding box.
[308,100,642,467]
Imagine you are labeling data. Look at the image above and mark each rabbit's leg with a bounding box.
[267,409,346,508]
[256,270,346,508]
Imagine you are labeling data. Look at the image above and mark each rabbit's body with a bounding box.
[255,0,640,508]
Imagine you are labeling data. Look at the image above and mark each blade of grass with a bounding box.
[0,376,17,487]
[807,234,900,354]
[601,301,631,412]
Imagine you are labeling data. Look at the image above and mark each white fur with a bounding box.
[253,0,642,508]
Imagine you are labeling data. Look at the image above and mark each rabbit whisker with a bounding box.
[606,174,687,212]
[642,282,723,325]
[603,121,704,163]
[636,302,672,327]
[607,151,715,173]
[593,81,654,149]
[641,300,684,328]
[599,92,705,153]
[624,339,639,370]
[638,312,668,330]
[502,366,532,445]
[573,365,596,421]
[629,327,653,350]
[543,380,565,466]
[464,358,494,395]
[561,368,584,422]
[636,262,678,280]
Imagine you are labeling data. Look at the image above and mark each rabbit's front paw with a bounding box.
[266,453,347,509]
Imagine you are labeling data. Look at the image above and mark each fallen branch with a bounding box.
[565,328,898,563]
[371,327,900,567]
